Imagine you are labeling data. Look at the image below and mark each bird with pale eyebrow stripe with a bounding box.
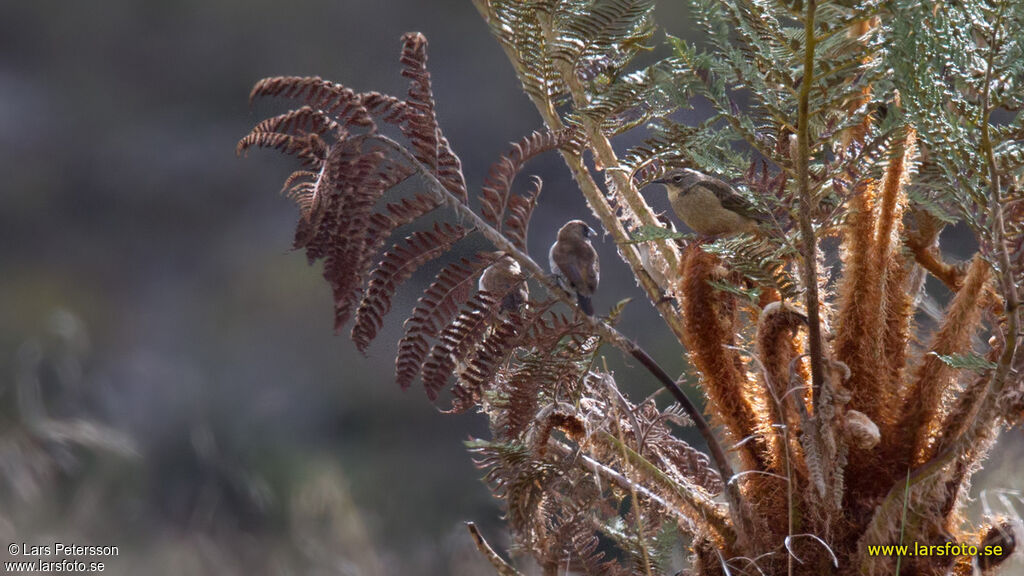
[649,168,767,238]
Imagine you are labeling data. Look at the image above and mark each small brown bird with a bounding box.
[478,255,530,313]
[651,168,766,237]
[549,220,600,315]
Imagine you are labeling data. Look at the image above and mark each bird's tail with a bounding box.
[576,293,594,316]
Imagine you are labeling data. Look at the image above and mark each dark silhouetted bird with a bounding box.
[478,255,529,313]
[650,168,766,236]
[549,220,599,315]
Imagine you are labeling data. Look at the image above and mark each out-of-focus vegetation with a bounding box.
[0,2,520,573]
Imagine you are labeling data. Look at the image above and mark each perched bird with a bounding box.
[478,255,530,313]
[651,168,767,237]
[549,220,600,315]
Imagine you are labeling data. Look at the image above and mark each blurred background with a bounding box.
[1,1,1020,574]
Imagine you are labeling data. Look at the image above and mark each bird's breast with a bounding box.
[671,187,756,235]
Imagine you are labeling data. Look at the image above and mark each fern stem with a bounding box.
[796,0,826,410]
[795,1,847,559]
[978,0,1020,470]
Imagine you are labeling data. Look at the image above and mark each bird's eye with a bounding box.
[580,224,590,237]
[673,174,684,183]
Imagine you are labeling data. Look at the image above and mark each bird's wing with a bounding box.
[585,245,599,294]
[700,175,768,222]
[552,243,587,293]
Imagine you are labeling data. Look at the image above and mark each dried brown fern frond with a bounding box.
[397,254,497,394]
[679,245,769,472]
[473,359,726,574]
[351,222,467,352]
[423,285,528,402]
[480,129,575,231]
[241,34,591,406]
[504,175,542,251]
[455,309,565,413]
[900,255,991,465]
[239,35,473,350]
[242,105,345,144]
[247,76,375,129]
[398,33,468,204]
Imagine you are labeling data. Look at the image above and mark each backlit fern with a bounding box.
[240,1,1024,574]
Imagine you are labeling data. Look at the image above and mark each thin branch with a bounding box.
[466,522,524,576]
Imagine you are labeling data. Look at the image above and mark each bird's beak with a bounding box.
[650,177,668,185]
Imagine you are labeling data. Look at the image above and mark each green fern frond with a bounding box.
[929,352,998,373]
[704,234,801,300]
[573,58,695,136]
[550,0,657,79]
[488,0,567,103]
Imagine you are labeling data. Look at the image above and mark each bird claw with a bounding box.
[696,233,724,244]
[655,294,677,307]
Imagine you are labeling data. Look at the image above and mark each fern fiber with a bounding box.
[902,256,990,465]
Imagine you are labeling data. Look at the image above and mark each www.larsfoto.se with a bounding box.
[867,542,1007,558]
[4,559,106,572]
